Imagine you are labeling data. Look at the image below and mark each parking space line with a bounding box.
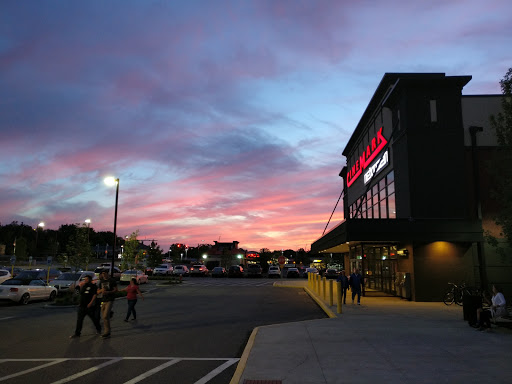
[194,358,239,384]
[0,358,67,382]
[50,357,122,384]
[123,358,181,384]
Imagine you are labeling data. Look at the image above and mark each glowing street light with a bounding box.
[104,176,119,276]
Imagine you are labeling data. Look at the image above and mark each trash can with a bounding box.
[463,295,482,323]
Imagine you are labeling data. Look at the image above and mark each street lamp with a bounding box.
[35,222,45,256]
[104,176,119,276]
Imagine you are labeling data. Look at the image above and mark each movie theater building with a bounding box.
[311,72,507,302]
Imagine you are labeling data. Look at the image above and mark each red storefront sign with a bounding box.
[346,127,388,187]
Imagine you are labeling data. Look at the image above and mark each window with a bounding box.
[350,170,397,220]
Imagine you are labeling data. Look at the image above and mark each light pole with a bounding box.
[104,177,119,276]
[35,222,44,256]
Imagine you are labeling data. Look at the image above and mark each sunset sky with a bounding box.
[1,1,511,252]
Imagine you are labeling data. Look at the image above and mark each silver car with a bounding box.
[0,277,57,305]
[50,271,96,294]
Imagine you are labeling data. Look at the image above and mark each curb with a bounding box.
[229,326,259,384]
[303,286,338,318]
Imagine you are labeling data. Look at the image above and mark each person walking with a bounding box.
[70,275,101,338]
[349,268,364,305]
[121,278,144,322]
[97,270,118,338]
[336,270,350,304]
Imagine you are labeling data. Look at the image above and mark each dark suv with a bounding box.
[228,265,244,278]
[246,264,262,278]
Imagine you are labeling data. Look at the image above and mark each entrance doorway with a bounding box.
[349,244,398,296]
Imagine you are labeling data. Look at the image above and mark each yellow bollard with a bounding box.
[323,277,327,300]
[337,281,343,314]
[329,279,333,306]
[316,274,320,294]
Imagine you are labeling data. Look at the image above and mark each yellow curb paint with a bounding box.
[304,286,337,318]
[229,326,259,384]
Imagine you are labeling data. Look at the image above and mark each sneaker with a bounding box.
[124,319,129,322]
[96,330,101,335]
[357,302,361,305]
[101,333,111,338]
[69,334,80,339]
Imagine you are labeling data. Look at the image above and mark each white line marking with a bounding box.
[50,357,122,384]
[0,317,15,321]
[123,359,181,384]
[194,358,239,384]
[0,358,67,381]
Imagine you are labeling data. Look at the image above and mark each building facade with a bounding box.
[311,73,510,301]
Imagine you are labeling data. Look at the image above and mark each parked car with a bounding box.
[246,264,263,278]
[120,270,148,285]
[0,269,12,284]
[1,267,23,277]
[211,267,227,277]
[50,271,96,294]
[304,267,319,277]
[190,264,209,277]
[228,265,244,278]
[15,269,61,282]
[267,265,281,278]
[94,266,122,280]
[0,277,57,304]
[173,265,189,276]
[325,269,339,279]
[153,264,174,276]
[286,267,300,278]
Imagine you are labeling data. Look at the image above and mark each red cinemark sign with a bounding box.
[346,127,388,187]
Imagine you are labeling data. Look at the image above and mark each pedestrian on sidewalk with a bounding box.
[70,275,101,338]
[336,270,349,304]
[120,278,144,322]
[349,268,364,305]
[97,270,118,338]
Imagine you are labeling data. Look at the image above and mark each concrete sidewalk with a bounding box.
[231,280,512,384]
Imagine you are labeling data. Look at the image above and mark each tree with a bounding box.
[65,223,92,271]
[488,67,512,253]
[122,230,140,270]
[146,244,163,270]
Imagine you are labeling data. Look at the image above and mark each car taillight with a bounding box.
[10,288,18,292]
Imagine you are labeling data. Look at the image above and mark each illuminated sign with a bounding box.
[363,150,388,184]
[347,127,388,187]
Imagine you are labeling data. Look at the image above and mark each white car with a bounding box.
[173,265,189,276]
[267,266,281,278]
[0,269,12,284]
[50,271,96,294]
[120,270,148,285]
[305,267,319,277]
[0,277,57,305]
[153,264,173,276]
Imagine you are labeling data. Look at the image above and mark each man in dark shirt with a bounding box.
[70,275,101,338]
[349,268,364,305]
[97,270,117,338]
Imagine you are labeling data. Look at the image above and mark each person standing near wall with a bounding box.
[349,268,364,305]
[337,270,350,304]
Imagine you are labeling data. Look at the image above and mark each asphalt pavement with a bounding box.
[231,279,512,384]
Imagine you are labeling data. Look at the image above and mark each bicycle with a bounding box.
[443,282,477,306]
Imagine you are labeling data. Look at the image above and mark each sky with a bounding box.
[1,1,511,252]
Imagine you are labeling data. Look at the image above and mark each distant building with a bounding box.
[204,241,244,267]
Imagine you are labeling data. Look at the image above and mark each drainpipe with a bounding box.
[469,126,487,291]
